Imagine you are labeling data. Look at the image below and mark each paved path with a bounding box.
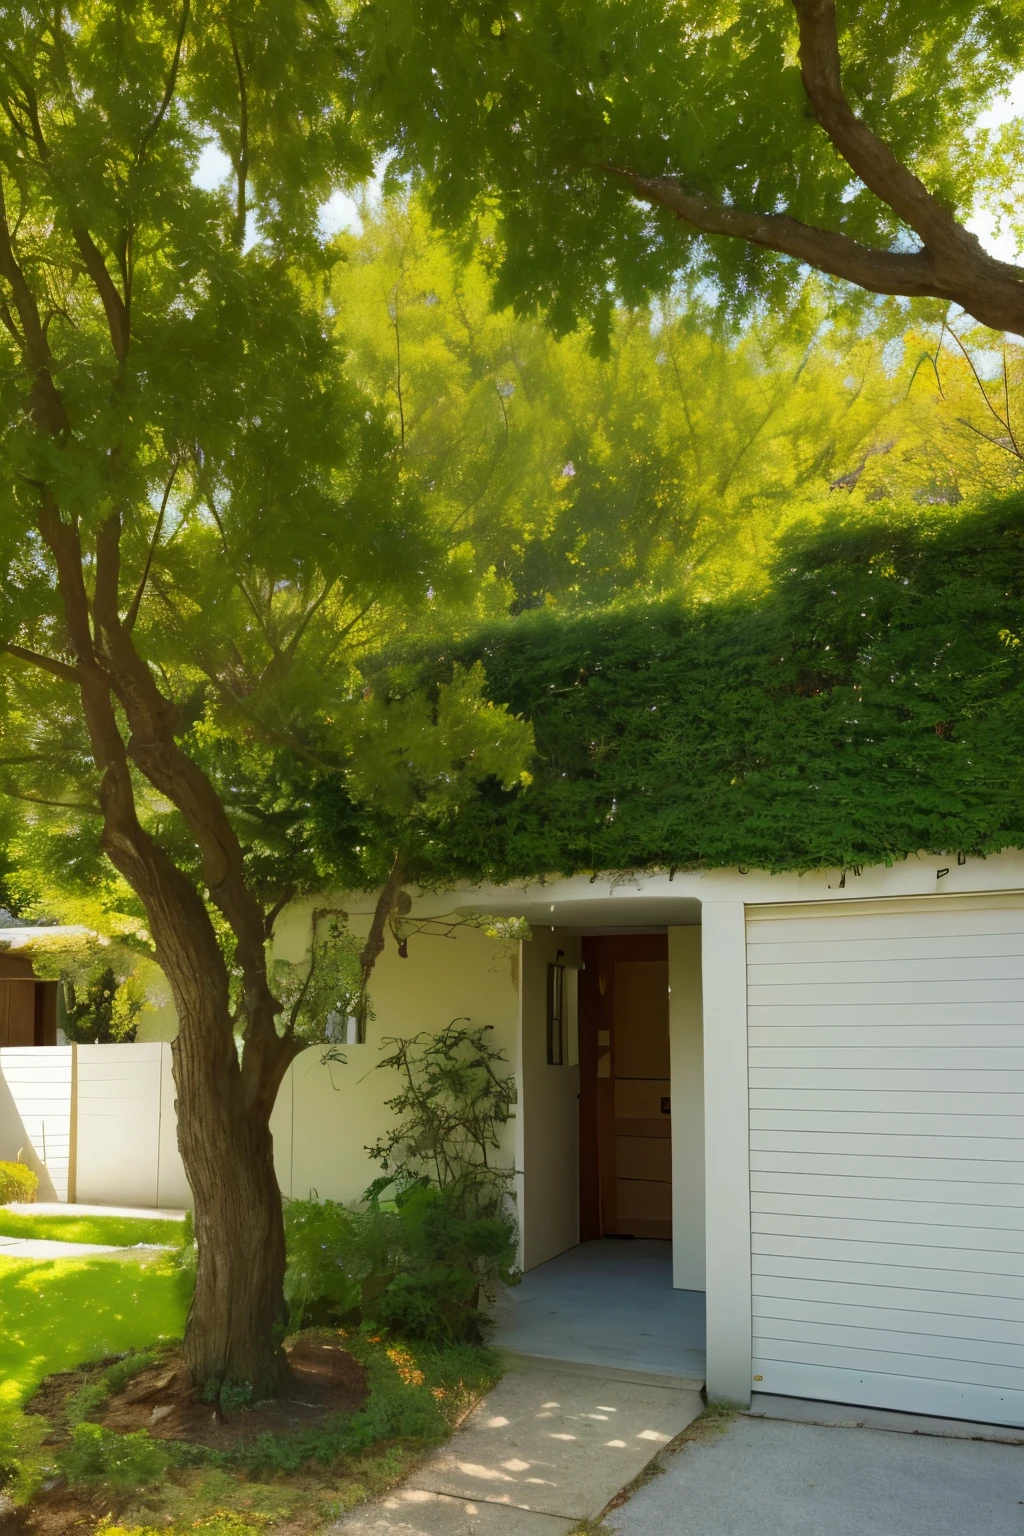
[0,1201,185,1259]
[336,1356,704,1536]
[607,1413,1024,1536]
[491,1241,705,1381]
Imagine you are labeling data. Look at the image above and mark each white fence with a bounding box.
[0,1040,443,1211]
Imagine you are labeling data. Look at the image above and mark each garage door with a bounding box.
[747,896,1024,1427]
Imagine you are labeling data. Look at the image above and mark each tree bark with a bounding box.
[174,988,290,1395]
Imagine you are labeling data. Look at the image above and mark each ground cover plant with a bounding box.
[0,1233,503,1535]
[0,1213,186,1249]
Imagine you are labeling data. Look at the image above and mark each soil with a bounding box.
[15,1338,372,1536]
[99,1336,368,1449]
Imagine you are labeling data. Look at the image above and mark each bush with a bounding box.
[282,1022,518,1343]
[58,1423,174,1490]
[0,1161,38,1204]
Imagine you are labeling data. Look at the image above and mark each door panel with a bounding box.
[579,935,672,1240]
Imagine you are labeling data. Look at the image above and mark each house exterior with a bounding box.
[4,848,1024,1426]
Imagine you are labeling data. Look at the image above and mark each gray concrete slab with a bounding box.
[415,1354,703,1519]
[607,1413,1024,1536]
[339,1488,574,1536]
[492,1241,705,1381]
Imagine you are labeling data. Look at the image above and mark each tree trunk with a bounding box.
[173,989,291,1397]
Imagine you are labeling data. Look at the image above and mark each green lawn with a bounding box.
[0,1252,187,1406]
[0,1210,186,1248]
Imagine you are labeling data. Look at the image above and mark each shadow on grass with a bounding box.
[0,1253,187,1405]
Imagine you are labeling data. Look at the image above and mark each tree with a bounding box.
[350,0,1024,339]
[0,0,530,1397]
[338,197,1013,608]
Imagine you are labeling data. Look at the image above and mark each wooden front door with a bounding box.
[580,934,672,1240]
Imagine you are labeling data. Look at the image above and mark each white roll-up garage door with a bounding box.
[747,896,1024,1427]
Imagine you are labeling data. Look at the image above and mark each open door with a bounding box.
[580,934,671,1240]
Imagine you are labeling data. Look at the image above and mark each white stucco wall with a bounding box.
[519,928,581,1271]
[668,925,705,1292]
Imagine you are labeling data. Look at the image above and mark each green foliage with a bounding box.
[229,1331,501,1477]
[284,1023,518,1344]
[399,495,1024,880]
[58,1423,174,1490]
[283,1201,363,1330]
[0,1213,184,1247]
[349,0,1023,335]
[0,1162,38,1205]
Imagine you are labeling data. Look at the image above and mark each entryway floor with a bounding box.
[491,1239,706,1380]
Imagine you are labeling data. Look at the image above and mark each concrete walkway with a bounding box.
[336,1356,704,1536]
[607,1413,1024,1536]
[491,1241,705,1381]
[0,1202,185,1260]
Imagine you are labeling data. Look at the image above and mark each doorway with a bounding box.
[579,934,671,1240]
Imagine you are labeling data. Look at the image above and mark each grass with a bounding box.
[0,1252,188,1407]
[0,1211,186,1247]
[0,1249,501,1536]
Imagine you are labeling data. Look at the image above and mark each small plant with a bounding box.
[58,1423,174,1490]
[0,1160,38,1204]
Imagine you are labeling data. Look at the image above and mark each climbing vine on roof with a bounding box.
[343,496,1024,883]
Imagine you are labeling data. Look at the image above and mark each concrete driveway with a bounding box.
[608,1413,1024,1536]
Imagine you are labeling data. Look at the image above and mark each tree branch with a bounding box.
[227,23,249,248]
[3,642,83,684]
[792,0,974,262]
[604,165,1024,336]
[137,0,190,166]
[124,464,178,631]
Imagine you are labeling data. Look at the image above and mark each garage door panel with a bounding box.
[753,1273,1024,1325]
[749,956,1024,986]
[751,1358,1024,1425]
[748,898,1024,1426]
[750,981,1024,1008]
[752,1190,1024,1231]
[750,1003,1024,1028]
[750,934,1024,966]
[752,1110,1024,1139]
[753,1295,1024,1350]
[752,1027,1024,1053]
[752,1129,1024,1162]
[752,1086,1024,1114]
[751,1169,1024,1206]
[752,1329,1024,1389]
[754,1210,1024,1255]
[752,1229,1024,1278]
[751,1147,1024,1184]
[751,1046,1024,1070]
[747,910,1024,946]
[753,1251,1024,1303]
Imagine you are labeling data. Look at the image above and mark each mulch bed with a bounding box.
[26,1335,368,1451]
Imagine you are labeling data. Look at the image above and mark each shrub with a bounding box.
[57,1423,173,1490]
[283,1200,362,1330]
[282,1022,518,1343]
[0,1161,38,1204]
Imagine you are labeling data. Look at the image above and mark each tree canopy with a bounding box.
[350,0,1024,338]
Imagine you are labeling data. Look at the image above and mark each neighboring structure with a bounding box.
[4,851,1024,1427]
[0,934,59,1046]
